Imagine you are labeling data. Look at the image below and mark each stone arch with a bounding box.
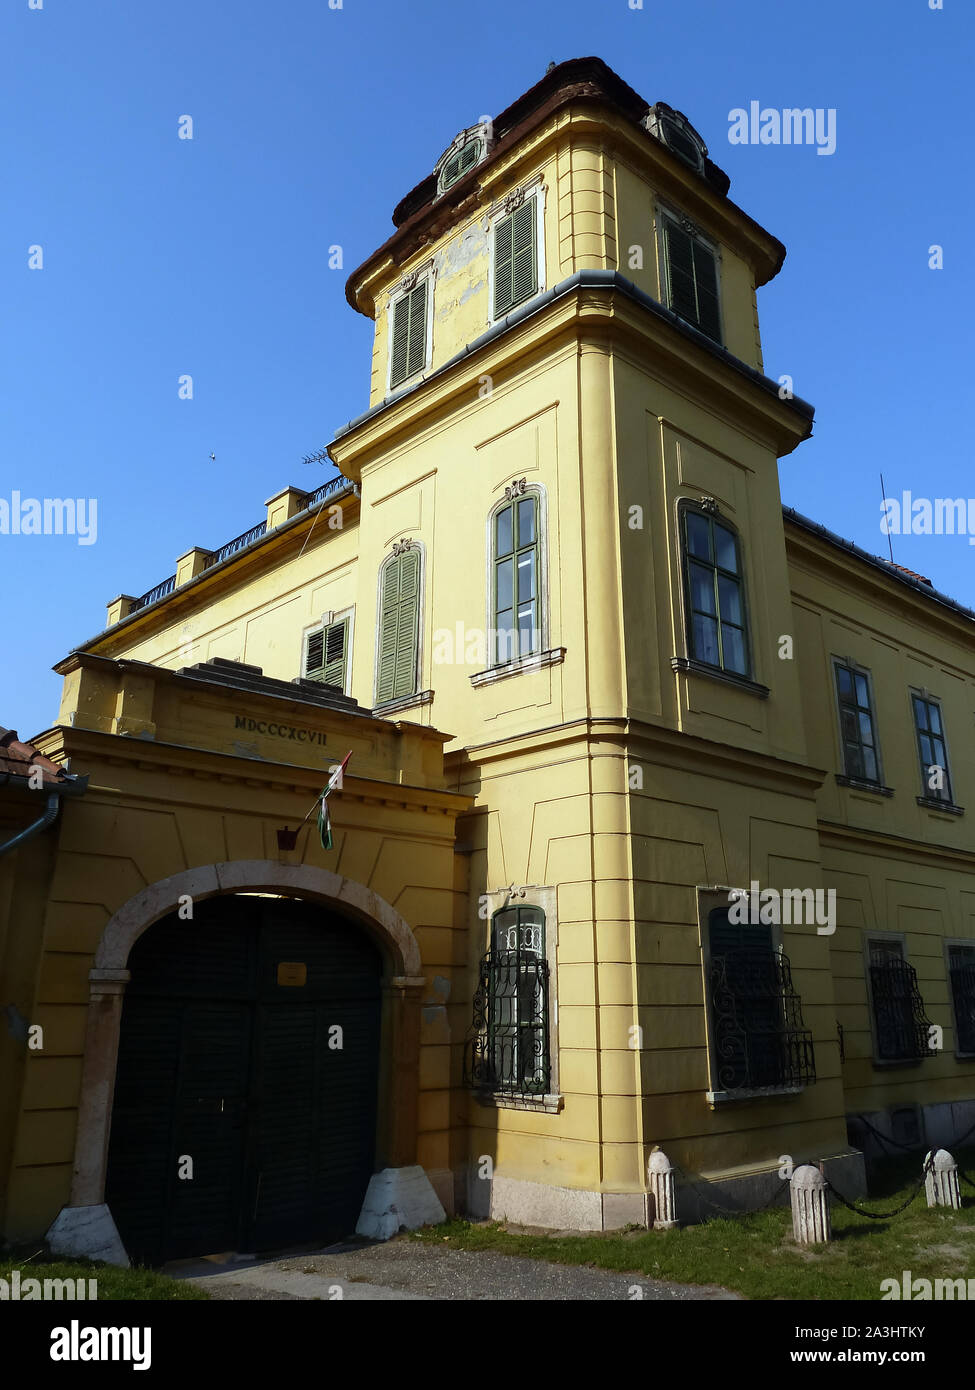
[54,861,425,1263]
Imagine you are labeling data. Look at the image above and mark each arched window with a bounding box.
[680,503,749,676]
[376,546,420,705]
[491,490,540,665]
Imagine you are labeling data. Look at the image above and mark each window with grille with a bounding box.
[664,220,721,344]
[303,618,348,690]
[390,280,428,389]
[493,197,538,318]
[465,905,550,1097]
[492,493,539,665]
[912,693,953,803]
[706,908,815,1093]
[376,548,420,704]
[868,940,933,1061]
[949,943,975,1054]
[682,506,749,676]
[835,662,881,784]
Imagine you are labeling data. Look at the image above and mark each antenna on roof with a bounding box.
[880,472,895,564]
[546,61,556,73]
[301,448,331,468]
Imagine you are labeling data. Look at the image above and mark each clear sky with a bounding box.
[2,0,971,734]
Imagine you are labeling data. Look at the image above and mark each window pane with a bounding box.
[919,733,934,768]
[518,605,536,655]
[717,574,742,625]
[858,711,875,747]
[845,742,864,779]
[862,747,878,783]
[855,673,870,708]
[496,506,513,557]
[928,702,942,735]
[517,552,534,603]
[714,524,738,573]
[495,620,516,664]
[689,561,717,615]
[722,625,747,675]
[517,498,535,545]
[692,614,720,665]
[836,665,853,700]
[686,512,711,560]
[496,557,513,611]
[841,708,859,743]
[912,696,928,731]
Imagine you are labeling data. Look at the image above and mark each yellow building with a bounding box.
[2,57,974,1264]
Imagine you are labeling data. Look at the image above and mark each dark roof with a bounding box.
[345,56,785,313]
[783,508,975,626]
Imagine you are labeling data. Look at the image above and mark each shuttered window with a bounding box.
[494,198,538,318]
[440,139,482,192]
[390,281,428,389]
[304,618,348,691]
[376,548,420,704]
[665,221,721,344]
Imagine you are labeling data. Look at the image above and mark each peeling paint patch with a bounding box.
[458,279,485,307]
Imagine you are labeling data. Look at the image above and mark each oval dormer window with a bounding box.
[644,104,708,174]
[439,138,484,193]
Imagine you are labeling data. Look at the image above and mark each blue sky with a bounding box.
[1,0,970,733]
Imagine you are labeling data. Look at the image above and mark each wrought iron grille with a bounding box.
[869,950,933,1060]
[709,947,816,1092]
[465,949,550,1097]
[950,963,975,1054]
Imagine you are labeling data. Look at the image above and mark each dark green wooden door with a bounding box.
[106,896,382,1264]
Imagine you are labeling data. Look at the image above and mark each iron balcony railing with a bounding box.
[125,480,360,616]
[465,949,551,1097]
[709,947,816,1093]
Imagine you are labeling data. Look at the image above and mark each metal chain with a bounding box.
[824,1159,933,1222]
[673,1163,792,1219]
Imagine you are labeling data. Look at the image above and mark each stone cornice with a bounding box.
[817,818,975,870]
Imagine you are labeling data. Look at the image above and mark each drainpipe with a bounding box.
[0,790,62,858]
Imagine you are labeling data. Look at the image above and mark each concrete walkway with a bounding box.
[168,1235,741,1301]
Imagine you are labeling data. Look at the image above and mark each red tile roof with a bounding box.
[0,726,72,788]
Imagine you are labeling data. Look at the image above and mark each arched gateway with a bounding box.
[47,862,429,1266]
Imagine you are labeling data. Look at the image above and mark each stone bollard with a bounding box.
[924,1149,961,1210]
[648,1148,679,1230]
[791,1164,831,1245]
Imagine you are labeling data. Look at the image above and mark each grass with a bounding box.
[0,1251,208,1300]
[410,1151,975,1300]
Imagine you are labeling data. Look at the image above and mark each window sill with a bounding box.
[835,774,894,797]
[373,690,434,716]
[917,796,964,816]
[870,1055,927,1069]
[470,648,565,688]
[706,1085,804,1107]
[472,1090,563,1114]
[670,656,769,699]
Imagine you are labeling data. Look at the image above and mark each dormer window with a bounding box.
[662,213,722,345]
[643,103,709,174]
[435,123,491,196]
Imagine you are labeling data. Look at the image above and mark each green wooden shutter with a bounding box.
[390,282,427,388]
[441,140,481,191]
[494,198,537,317]
[305,619,347,689]
[692,240,721,343]
[665,223,698,323]
[376,551,420,704]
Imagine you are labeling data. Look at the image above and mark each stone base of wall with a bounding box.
[46,1204,130,1268]
[458,1150,866,1232]
[849,1099,975,1163]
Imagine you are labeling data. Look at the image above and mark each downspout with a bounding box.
[0,791,61,858]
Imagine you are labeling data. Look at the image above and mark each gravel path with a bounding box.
[170,1236,740,1301]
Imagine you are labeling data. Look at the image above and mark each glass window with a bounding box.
[835,662,880,784]
[682,508,749,676]
[912,694,953,803]
[493,495,539,665]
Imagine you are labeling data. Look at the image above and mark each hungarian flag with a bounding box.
[317,751,352,850]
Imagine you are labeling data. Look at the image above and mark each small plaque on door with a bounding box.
[277,961,307,987]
